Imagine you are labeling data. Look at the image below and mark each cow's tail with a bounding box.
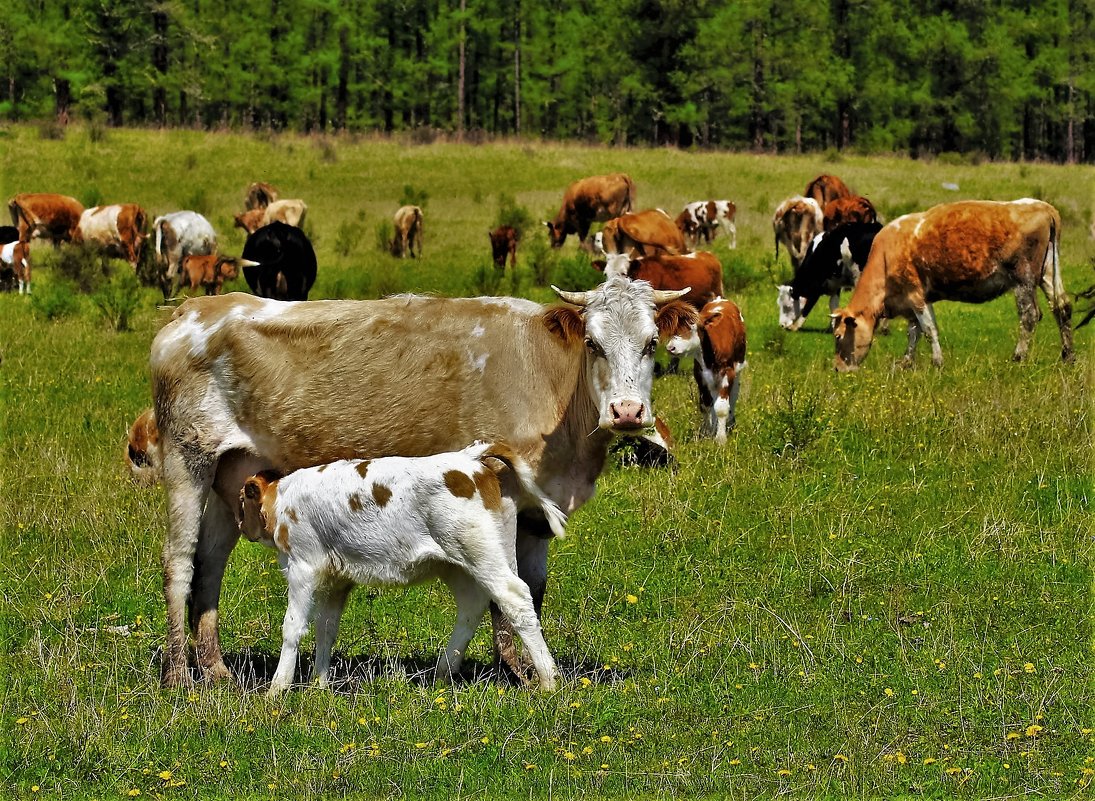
[623,175,636,214]
[154,217,166,260]
[477,442,568,538]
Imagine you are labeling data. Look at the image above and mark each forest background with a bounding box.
[2,0,1094,162]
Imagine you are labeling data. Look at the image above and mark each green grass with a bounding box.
[0,124,1092,799]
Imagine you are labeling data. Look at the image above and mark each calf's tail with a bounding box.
[477,442,568,538]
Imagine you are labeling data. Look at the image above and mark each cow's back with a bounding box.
[634,253,723,307]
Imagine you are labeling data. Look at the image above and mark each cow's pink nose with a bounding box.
[610,400,645,429]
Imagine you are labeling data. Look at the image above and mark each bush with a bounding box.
[470,261,503,296]
[551,254,602,292]
[30,281,81,321]
[375,220,394,254]
[51,244,111,293]
[524,234,557,287]
[38,119,65,141]
[495,193,535,240]
[399,184,429,209]
[760,386,830,458]
[721,251,769,293]
[92,270,141,332]
[334,220,363,258]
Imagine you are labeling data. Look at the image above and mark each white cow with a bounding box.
[153,211,218,298]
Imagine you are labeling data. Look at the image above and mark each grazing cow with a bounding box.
[546,173,635,248]
[239,442,566,696]
[773,196,823,270]
[233,199,308,234]
[74,204,148,269]
[8,193,84,245]
[179,254,246,296]
[245,182,279,211]
[391,205,424,258]
[823,195,877,231]
[665,297,747,443]
[675,200,738,250]
[240,221,317,301]
[489,225,518,269]
[777,221,883,330]
[601,209,687,257]
[153,211,218,298]
[833,199,1072,371]
[127,408,162,487]
[804,174,852,208]
[0,238,31,294]
[149,277,695,687]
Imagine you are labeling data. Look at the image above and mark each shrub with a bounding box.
[399,184,429,209]
[375,220,394,254]
[495,194,535,240]
[334,220,363,258]
[760,386,830,458]
[470,261,503,296]
[721,251,769,293]
[523,234,557,287]
[38,119,65,141]
[551,254,601,292]
[92,270,141,332]
[51,244,111,293]
[80,186,104,210]
[30,281,81,321]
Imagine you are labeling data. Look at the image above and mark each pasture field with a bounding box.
[1,124,1093,799]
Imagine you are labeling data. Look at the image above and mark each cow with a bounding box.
[823,195,877,231]
[244,182,279,211]
[240,221,317,301]
[153,211,218,298]
[0,226,19,244]
[238,442,566,696]
[127,408,162,487]
[0,238,31,294]
[391,205,424,258]
[773,196,823,270]
[804,174,853,208]
[73,204,148,269]
[149,277,696,687]
[233,199,308,235]
[8,193,84,245]
[179,254,246,296]
[777,221,883,330]
[675,200,737,250]
[665,297,747,443]
[489,225,518,269]
[546,173,635,248]
[833,199,1073,371]
[601,209,687,257]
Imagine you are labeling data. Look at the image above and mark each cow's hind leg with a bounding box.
[311,579,353,688]
[1012,284,1042,362]
[189,496,241,682]
[1039,258,1073,362]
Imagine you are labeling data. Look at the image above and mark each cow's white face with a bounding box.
[777,285,804,330]
[601,252,631,279]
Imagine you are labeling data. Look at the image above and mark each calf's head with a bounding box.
[238,471,282,544]
[832,310,874,372]
[776,285,804,330]
[549,277,695,432]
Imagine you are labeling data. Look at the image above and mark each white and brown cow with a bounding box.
[675,200,737,250]
[153,211,218,298]
[546,173,635,249]
[74,203,148,269]
[391,205,424,258]
[0,238,32,294]
[239,442,566,695]
[8,193,84,245]
[665,297,747,443]
[773,196,823,270]
[149,278,696,687]
[833,199,1073,371]
[233,199,308,235]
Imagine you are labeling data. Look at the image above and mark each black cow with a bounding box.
[241,222,317,301]
[777,221,882,330]
[0,226,19,244]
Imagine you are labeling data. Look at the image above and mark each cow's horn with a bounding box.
[551,285,590,306]
[240,259,261,268]
[651,287,690,304]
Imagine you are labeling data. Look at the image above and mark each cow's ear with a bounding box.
[592,259,607,272]
[542,305,585,344]
[655,301,699,341]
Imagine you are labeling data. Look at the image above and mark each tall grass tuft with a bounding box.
[29,280,81,320]
[760,386,831,458]
[92,270,141,332]
[49,244,112,293]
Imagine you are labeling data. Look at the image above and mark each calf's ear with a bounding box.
[655,301,699,340]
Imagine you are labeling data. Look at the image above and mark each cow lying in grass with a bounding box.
[238,442,566,696]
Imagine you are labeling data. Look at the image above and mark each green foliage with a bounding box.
[91,269,141,332]
[29,280,81,320]
[494,193,534,239]
[523,234,557,287]
[334,220,363,258]
[760,386,831,458]
[375,220,394,254]
[551,253,602,292]
[399,184,429,209]
[49,243,111,293]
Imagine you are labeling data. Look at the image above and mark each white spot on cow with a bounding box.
[469,352,489,373]
[913,218,925,237]
[471,323,485,338]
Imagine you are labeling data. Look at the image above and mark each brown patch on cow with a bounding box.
[348,493,363,512]
[542,306,585,345]
[372,483,392,507]
[355,461,370,479]
[286,507,299,523]
[276,523,291,553]
[473,469,503,510]
[444,470,476,499]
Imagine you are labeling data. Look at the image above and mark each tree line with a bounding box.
[2,0,1093,162]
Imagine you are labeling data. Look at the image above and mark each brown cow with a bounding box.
[804,174,852,208]
[391,205,424,258]
[772,196,823,269]
[8,193,84,245]
[489,225,518,269]
[823,195,877,231]
[74,204,148,269]
[233,199,308,235]
[179,254,245,296]
[245,182,280,211]
[833,199,1072,371]
[546,173,635,248]
[601,209,686,257]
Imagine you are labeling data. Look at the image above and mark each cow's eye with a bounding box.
[584,338,604,357]
[643,337,658,356]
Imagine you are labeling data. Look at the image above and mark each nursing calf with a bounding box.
[239,442,566,695]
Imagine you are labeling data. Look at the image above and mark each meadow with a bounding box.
[0,124,1092,799]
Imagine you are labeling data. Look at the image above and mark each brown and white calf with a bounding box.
[665,297,747,443]
[1,238,31,294]
[675,200,737,250]
[238,442,566,696]
[773,196,823,270]
[391,205,424,258]
[149,278,695,687]
[233,199,308,235]
[833,199,1073,371]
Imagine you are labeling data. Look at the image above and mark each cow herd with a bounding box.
[91,166,1078,696]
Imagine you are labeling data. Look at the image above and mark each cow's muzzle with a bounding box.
[610,400,646,430]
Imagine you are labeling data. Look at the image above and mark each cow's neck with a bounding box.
[848,256,886,325]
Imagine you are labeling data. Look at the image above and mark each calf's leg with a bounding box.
[269,562,319,697]
[437,570,491,683]
[311,580,353,688]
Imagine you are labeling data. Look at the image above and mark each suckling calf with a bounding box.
[237,442,567,696]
